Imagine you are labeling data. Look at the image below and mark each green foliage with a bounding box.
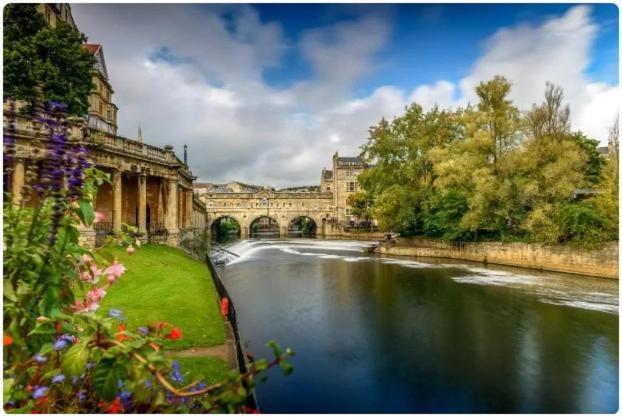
[358,76,617,248]
[3,4,94,115]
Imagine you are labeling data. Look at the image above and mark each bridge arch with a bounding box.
[249,215,280,238]
[287,215,318,237]
[208,215,243,242]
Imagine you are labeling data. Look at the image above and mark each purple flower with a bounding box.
[53,339,68,350]
[119,388,132,409]
[108,309,124,320]
[33,354,47,364]
[143,379,152,389]
[138,326,149,336]
[32,386,48,399]
[76,390,86,402]
[170,361,183,383]
[52,374,65,384]
[54,334,73,350]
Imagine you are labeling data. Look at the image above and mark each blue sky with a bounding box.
[72,3,619,186]
[258,4,618,92]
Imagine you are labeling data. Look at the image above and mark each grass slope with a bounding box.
[174,357,232,385]
[99,245,226,350]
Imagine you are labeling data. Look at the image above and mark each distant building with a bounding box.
[331,152,368,224]
[36,3,76,29]
[36,4,118,134]
[83,44,118,134]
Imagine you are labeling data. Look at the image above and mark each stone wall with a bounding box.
[374,238,619,279]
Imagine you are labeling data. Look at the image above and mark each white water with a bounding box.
[218,239,619,315]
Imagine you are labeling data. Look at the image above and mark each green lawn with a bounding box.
[173,357,233,385]
[99,244,226,350]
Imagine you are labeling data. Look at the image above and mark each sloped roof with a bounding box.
[337,156,363,166]
[82,43,109,80]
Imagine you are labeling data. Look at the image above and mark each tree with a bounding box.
[475,76,520,166]
[346,191,373,220]
[3,4,95,115]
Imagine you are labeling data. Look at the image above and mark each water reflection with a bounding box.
[220,239,618,413]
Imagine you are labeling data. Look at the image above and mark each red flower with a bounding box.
[243,406,260,414]
[106,397,123,414]
[166,327,182,341]
[3,334,13,346]
[116,324,129,342]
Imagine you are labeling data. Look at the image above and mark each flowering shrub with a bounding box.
[3,100,293,413]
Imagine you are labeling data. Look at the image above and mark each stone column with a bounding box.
[11,158,25,206]
[241,226,249,239]
[280,226,288,238]
[185,190,193,229]
[165,178,179,245]
[137,174,147,239]
[177,187,183,229]
[112,170,123,233]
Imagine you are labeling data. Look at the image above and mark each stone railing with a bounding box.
[89,130,172,164]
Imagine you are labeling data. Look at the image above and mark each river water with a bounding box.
[218,239,619,413]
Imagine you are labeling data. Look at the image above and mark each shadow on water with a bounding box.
[219,239,619,413]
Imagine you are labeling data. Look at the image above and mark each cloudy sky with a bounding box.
[71,3,619,188]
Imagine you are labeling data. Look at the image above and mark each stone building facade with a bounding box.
[4,4,207,248]
[83,44,118,135]
[5,102,207,248]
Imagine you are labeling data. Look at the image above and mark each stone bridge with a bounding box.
[197,188,339,238]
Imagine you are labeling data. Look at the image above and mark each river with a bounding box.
[217,239,619,413]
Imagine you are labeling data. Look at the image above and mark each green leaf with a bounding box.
[39,343,54,355]
[62,340,89,377]
[92,358,120,401]
[266,340,282,357]
[78,200,95,226]
[280,359,294,376]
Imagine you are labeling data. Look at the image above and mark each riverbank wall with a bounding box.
[373,238,619,279]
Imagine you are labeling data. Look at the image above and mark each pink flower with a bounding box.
[71,299,100,313]
[126,245,135,256]
[80,271,92,283]
[104,260,126,279]
[89,264,103,281]
[86,287,106,303]
[94,211,107,223]
[107,275,117,284]
[80,254,93,263]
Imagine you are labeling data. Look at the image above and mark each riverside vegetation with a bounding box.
[349,77,619,249]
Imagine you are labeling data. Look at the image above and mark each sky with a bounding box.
[71,3,619,188]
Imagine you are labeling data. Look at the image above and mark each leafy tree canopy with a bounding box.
[355,76,618,248]
[4,4,95,116]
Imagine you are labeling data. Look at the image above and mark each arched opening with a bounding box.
[288,216,317,238]
[210,216,241,244]
[250,216,279,238]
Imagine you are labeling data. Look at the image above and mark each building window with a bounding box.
[346,181,357,192]
[301,202,304,207]
[345,208,352,216]
[207,202,214,208]
[107,107,112,121]
[346,170,354,177]
[260,198,269,208]
[289,202,292,207]
[327,185,331,190]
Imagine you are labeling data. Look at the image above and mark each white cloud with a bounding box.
[71,4,617,188]
[428,6,618,141]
